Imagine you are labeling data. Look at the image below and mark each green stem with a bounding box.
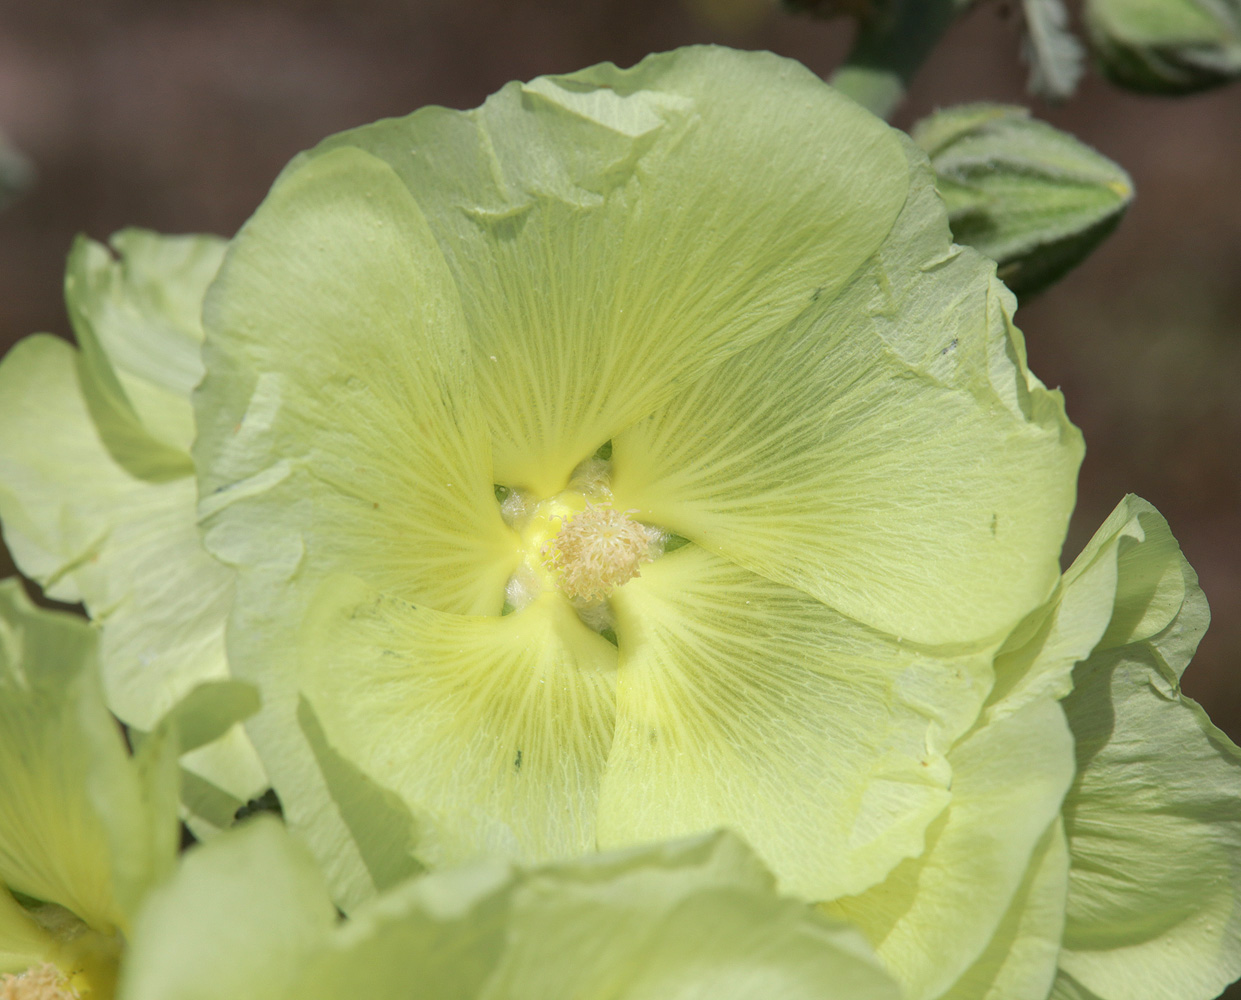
[829,0,977,119]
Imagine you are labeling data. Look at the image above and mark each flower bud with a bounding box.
[913,103,1133,298]
[1085,0,1241,94]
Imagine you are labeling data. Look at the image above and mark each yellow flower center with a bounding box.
[544,503,655,603]
[0,964,79,1000]
[501,459,666,625]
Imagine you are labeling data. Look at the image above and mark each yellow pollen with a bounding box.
[543,504,654,602]
[0,964,79,1000]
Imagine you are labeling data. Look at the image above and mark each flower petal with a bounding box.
[296,695,426,900]
[193,144,525,892]
[289,859,513,1000]
[311,47,909,494]
[826,697,1074,1000]
[1057,503,1241,1000]
[286,831,899,1000]
[1050,970,1103,1000]
[195,144,516,617]
[610,143,1082,646]
[128,680,262,840]
[598,545,993,901]
[937,821,1070,1000]
[983,496,1156,725]
[298,575,618,872]
[0,888,55,975]
[0,334,266,822]
[481,831,900,1000]
[0,581,178,936]
[119,817,338,1000]
[65,230,225,478]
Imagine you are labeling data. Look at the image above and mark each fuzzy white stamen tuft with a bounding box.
[544,504,657,603]
[0,964,79,1000]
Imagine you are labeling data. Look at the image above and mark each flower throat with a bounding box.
[498,455,666,630]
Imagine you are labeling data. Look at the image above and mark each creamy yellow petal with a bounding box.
[1059,653,1241,1000]
[827,698,1075,1000]
[118,818,337,1000]
[0,582,179,937]
[611,144,1081,646]
[938,821,1070,1000]
[598,545,993,900]
[196,144,516,618]
[0,889,55,975]
[311,47,908,494]
[483,831,900,1000]
[65,231,225,478]
[299,575,618,871]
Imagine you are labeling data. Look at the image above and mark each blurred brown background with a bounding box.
[0,0,1238,736]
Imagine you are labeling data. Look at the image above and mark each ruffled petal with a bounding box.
[826,697,1074,1000]
[127,826,898,1000]
[982,496,1158,725]
[1057,500,1241,1000]
[285,832,899,1000]
[0,334,266,821]
[194,149,522,885]
[610,144,1082,646]
[195,144,516,617]
[597,545,993,900]
[298,575,618,871]
[65,230,225,478]
[310,46,908,494]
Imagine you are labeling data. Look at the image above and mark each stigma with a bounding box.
[543,503,658,603]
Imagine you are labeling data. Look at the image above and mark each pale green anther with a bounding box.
[1085,0,1241,94]
[913,104,1133,299]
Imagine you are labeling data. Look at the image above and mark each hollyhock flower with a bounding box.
[192,44,1082,915]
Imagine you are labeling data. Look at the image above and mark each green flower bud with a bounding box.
[1085,0,1241,94]
[913,104,1133,299]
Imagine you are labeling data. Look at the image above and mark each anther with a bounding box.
[543,504,657,603]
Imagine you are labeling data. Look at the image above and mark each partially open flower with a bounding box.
[194,45,1082,913]
[0,581,181,1000]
